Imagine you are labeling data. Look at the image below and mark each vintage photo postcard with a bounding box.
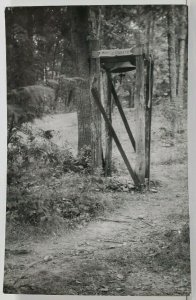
[3,4,190,295]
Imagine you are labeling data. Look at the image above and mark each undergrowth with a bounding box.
[6,124,126,238]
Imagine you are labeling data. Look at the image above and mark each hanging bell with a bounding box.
[110,61,136,73]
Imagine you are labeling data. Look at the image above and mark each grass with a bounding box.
[4,102,191,296]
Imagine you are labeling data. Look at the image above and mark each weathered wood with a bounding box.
[107,73,136,152]
[89,39,102,170]
[91,83,141,187]
[101,56,136,66]
[149,61,154,180]
[103,71,112,176]
[135,55,145,183]
[145,60,151,181]
[145,60,154,185]
[92,46,144,58]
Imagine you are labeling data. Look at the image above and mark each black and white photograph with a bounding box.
[4,4,190,295]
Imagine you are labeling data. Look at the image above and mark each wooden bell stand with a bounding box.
[91,45,154,188]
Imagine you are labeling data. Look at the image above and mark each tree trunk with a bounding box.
[146,9,155,57]
[52,40,59,79]
[146,10,152,56]
[70,7,102,170]
[167,6,177,136]
[167,6,177,104]
[70,7,92,153]
[177,6,187,108]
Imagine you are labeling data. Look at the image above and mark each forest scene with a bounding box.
[4,5,190,296]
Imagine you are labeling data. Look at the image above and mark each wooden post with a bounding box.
[148,60,154,183]
[145,60,151,181]
[104,71,112,176]
[145,58,154,186]
[108,73,136,151]
[135,53,145,183]
[91,83,141,187]
[89,39,102,170]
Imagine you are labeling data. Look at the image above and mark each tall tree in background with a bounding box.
[167,6,177,104]
[6,5,188,145]
[145,6,155,56]
[5,8,35,89]
[177,5,188,108]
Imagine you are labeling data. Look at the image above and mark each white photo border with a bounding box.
[1,1,195,300]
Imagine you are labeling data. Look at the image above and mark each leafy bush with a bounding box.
[8,85,55,122]
[6,173,106,228]
[7,85,56,143]
[7,125,105,230]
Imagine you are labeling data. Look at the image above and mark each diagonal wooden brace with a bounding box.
[91,84,141,187]
[107,73,136,152]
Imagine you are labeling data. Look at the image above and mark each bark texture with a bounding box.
[70,7,102,170]
[70,7,92,153]
[177,6,187,108]
[167,6,177,104]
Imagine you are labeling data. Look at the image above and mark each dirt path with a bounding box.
[4,165,190,295]
[4,107,190,295]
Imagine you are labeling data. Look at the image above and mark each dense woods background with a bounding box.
[6,5,188,120]
[4,6,190,296]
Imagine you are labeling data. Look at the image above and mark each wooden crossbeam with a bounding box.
[91,84,141,187]
[107,73,136,152]
[92,45,144,59]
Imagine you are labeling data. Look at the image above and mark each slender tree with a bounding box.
[177,5,188,108]
[146,7,155,57]
[167,6,177,104]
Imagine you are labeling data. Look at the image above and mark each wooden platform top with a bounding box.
[91,45,145,59]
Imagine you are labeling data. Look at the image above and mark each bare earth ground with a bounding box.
[4,105,191,295]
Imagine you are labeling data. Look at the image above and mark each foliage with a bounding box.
[5,5,188,123]
[8,86,55,120]
[7,125,102,228]
[7,85,56,144]
[5,7,68,89]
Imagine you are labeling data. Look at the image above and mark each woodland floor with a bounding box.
[4,104,191,295]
